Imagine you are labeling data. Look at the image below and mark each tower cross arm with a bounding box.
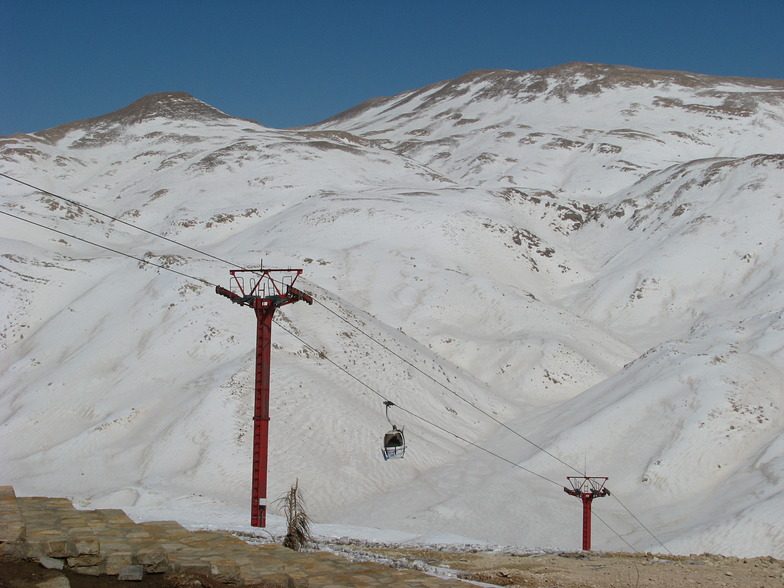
[216,285,247,305]
[287,285,314,305]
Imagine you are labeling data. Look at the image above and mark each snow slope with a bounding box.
[1,64,783,557]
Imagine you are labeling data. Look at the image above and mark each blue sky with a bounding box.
[2,0,783,136]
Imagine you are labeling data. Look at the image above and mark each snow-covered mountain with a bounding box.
[1,63,783,557]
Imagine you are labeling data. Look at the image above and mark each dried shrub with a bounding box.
[275,480,312,551]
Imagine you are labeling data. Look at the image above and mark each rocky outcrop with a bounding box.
[0,486,466,587]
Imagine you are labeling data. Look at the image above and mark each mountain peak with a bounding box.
[103,92,234,124]
[35,92,252,145]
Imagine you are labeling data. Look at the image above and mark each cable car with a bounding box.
[382,400,405,460]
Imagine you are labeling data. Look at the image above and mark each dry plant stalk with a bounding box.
[276,479,312,551]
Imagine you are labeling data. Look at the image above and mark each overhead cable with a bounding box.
[310,294,585,476]
[0,172,244,271]
[1,171,665,552]
[0,200,563,489]
[0,209,216,288]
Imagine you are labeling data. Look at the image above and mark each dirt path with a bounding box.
[354,547,784,588]
[3,548,784,587]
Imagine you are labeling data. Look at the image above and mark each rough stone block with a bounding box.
[100,541,134,554]
[105,551,134,575]
[136,545,170,573]
[39,556,65,570]
[118,564,145,581]
[1,541,25,558]
[73,535,100,555]
[22,541,46,559]
[171,559,212,575]
[45,538,77,558]
[72,565,102,576]
[210,560,243,584]
[0,519,25,542]
[67,554,102,567]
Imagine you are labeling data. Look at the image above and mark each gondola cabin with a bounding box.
[382,426,405,460]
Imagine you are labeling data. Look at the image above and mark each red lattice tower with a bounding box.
[216,265,312,527]
[564,476,610,551]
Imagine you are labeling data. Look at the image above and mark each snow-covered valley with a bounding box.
[1,63,783,557]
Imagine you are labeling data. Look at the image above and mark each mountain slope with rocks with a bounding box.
[1,64,783,557]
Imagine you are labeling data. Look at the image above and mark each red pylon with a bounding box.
[564,476,610,551]
[216,265,312,527]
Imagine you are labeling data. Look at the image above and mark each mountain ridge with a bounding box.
[312,62,784,128]
[305,64,784,200]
